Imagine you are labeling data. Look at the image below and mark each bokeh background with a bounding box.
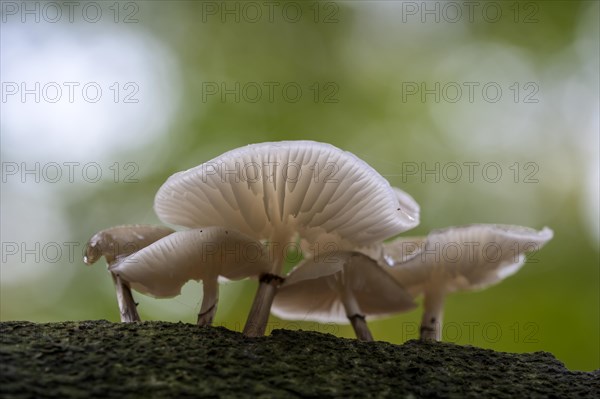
[1,1,598,371]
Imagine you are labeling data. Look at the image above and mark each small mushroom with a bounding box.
[153,141,418,336]
[110,227,271,326]
[271,251,416,341]
[384,224,554,341]
[84,224,175,322]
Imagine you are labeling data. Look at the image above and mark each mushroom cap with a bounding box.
[271,252,416,324]
[154,141,418,248]
[298,186,420,258]
[386,224,554,295]
[381,236,427,266]
[84,224,176,266]
[391,187,420,230]
[110,227,271,298]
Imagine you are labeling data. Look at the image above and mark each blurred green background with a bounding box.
[1,1,598,371]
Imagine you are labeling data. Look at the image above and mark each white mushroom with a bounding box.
[384,224,554,341]
[153,141,418,336]
[301,186,421,261]
[84,224,175,322]
[271,251,416,341]
[111,227,271,326]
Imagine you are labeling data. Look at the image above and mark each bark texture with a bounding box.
[0,321,598,398]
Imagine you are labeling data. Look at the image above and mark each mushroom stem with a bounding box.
[243,273,284,337]
[338,267,374,342]
[112,273,140,323]
[197,278,219,327]
[420,288,445,341]
[348,314,374,341]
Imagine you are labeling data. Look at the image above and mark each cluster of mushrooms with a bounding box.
[84,141,553,341]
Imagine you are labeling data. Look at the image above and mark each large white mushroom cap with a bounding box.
[154,141,418,251]
[271,252,416,323]
[111,227,271,298]
[385,224,554,296]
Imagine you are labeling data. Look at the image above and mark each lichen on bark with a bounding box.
[1,321,598,398]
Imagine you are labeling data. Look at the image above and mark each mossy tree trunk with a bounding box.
[1,321,598,398]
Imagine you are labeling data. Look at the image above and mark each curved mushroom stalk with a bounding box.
[153,141,421,336]
[338,276,373,341]
[197,278,219,326]
[386,224,554,342]
[272,252,416,342]
[419,288,445,341]
[111,227,271,326]
[243,273,285,337]
[112,273,141,322]
[84,225,176,322]
[243,239,289,337]
[347,315,373,341]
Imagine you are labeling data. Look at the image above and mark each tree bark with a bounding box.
[1,321,596,398]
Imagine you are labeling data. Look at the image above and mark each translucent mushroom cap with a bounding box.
[110,227,271,298]
[154,141,418,248]
[271,252,416,324]
[381,236,428,266]
[385,224,554,295]
[391,187,420,229]
[84,224,176,266]
[299,186,421,258]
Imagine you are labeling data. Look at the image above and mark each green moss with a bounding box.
[1,321,598,398]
